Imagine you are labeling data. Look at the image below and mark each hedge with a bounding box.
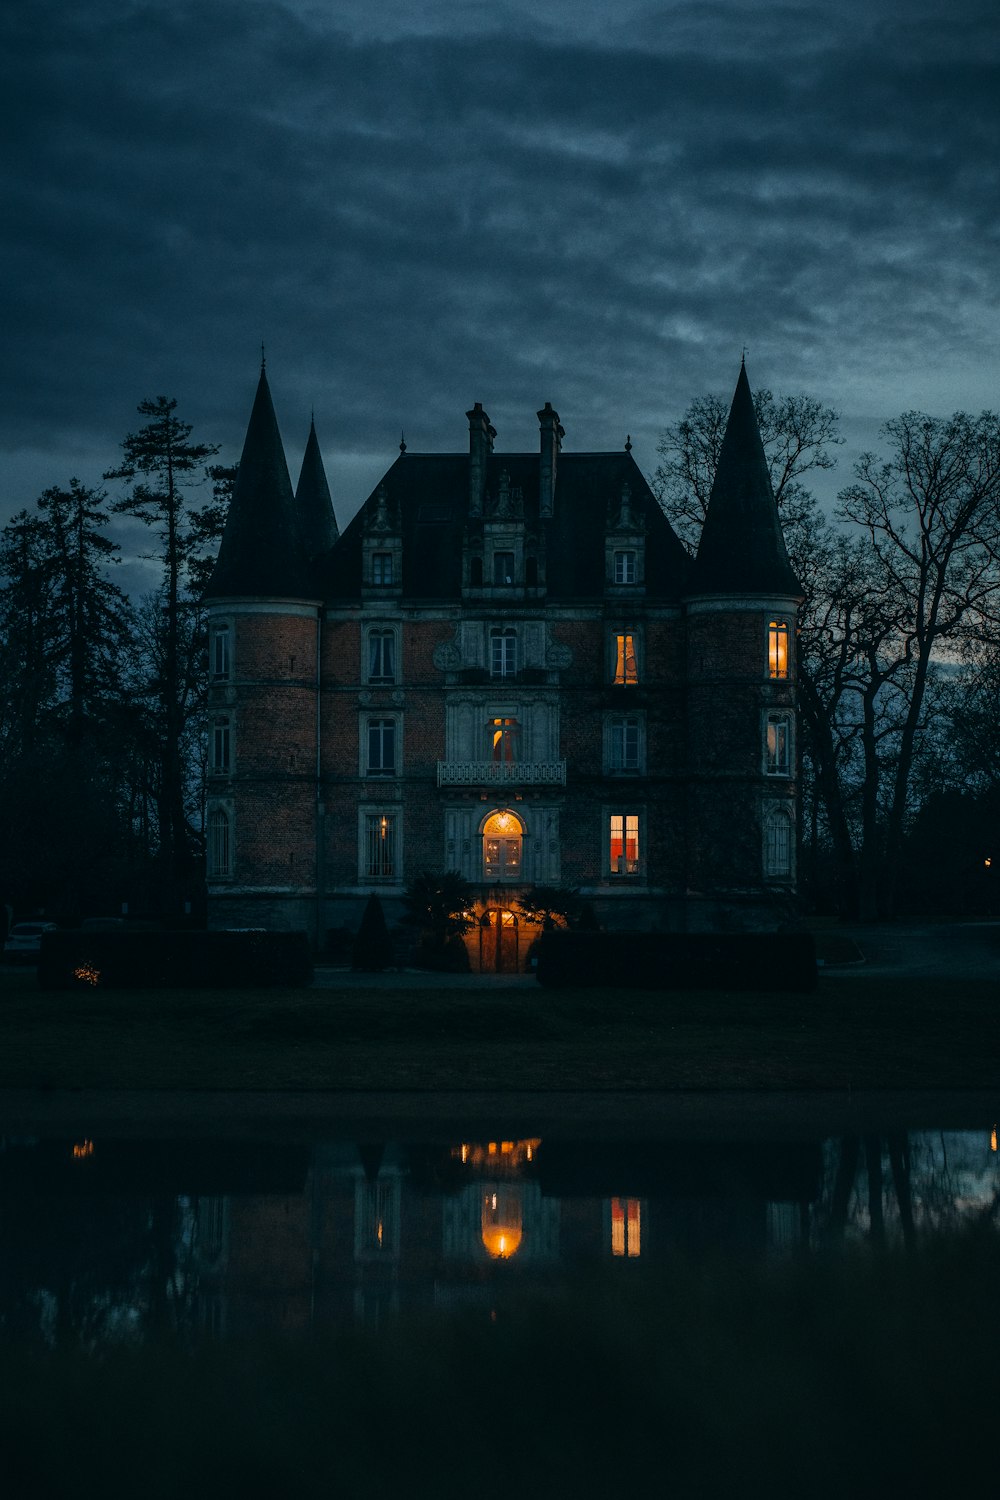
[37,929,314,990]
[535,929,817,992]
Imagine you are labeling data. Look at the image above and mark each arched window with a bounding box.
[207,808,231,878]
[764,807,793,877]
[483,809,523,880]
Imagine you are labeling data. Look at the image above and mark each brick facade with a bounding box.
[205,364,803,966]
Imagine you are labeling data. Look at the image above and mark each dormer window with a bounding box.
[493,551,515,585]
[372,552,393,587]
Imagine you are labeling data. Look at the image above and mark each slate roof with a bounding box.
[321,449,692,604]
[687,363,803,598]
[205,369,322,601]
[295,417,340,555]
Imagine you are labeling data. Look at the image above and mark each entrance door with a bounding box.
[483,810,522,880]
[479,909,519,973]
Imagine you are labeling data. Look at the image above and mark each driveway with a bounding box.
[825,921,1000,980]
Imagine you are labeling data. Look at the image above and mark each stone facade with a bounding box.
[204,362,803,967]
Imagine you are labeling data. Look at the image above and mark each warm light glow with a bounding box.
[380,816,388,839]
[611,1197,641,1257]
[613,633,638,685]
[72,1140,95,1160]
[985,858,992,869]
[461,1144,469,1163]
[73,964,101,987]
[451,1138,542,1171]
[992,1126,997,1153]
[481,1186,524,1258]
[376,1220,383,1246]
[768,621,789,679]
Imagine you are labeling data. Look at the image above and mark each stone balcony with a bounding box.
[437,760,567,787]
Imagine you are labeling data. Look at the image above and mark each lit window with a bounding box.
[766,713,792,775]
[365,813,396,878]
[609,813,640,875]
[764,808,792,877]
[366,718,396,775]
[493,551,515,585]
[368,629,395,684]
[768,620,789,679]
[483,809,521,880]
[355,1180,399,1261]
[491,627,517,678]
[372,552,393,586]
[609,716,640,771]
[614,551,636,585]
[490,717,519,763]
[611,1197,641,1257]
[613,633,638,685]
[207,808,231,877]
[210,718,230,774]
[210,627,231,680]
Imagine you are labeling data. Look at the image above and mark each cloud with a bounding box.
[1,0,997,536]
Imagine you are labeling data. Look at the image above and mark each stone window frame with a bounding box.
[606,806,643,877]
[490,625,518,679]
[360,711,401,778]
[359,806,401,881]
[609,627,641,686]
[764,710,793,776]
[763,802,794,879]
[364,623,400,686]
[613,550,637,585]
[371,551,394,587]
[206,802,233,879]
[209,622,232,681]
[209,716,231,775]
[604,711,645,774]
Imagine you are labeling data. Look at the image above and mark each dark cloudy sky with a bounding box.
[3,0,998,548]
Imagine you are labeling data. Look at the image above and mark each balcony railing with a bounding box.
[437,760,566,787]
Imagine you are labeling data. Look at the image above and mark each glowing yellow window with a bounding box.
[610,813,639,875]
[768,621,789,679]
[613,633,638,685]
[611,1197,641,1257]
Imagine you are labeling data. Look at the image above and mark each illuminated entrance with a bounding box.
[483,809,522,881]
[480,908,519,973]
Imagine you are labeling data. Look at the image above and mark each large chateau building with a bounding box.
[204,360,803,969]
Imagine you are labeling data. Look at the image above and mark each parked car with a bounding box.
[3,922,58,964]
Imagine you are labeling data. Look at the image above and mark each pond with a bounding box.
[2,1094,998,1350]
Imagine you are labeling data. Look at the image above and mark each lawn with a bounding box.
[1,964,998,1091]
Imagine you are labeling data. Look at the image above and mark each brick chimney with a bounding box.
[537,402,564,519]
[467,403,495,517]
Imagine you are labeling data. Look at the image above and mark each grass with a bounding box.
[2,964,999,1091]
[2,1231,1000,1497]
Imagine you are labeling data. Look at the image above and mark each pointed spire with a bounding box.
[205,366,316,599]
[295,415,340,555]
[687,363,802,597]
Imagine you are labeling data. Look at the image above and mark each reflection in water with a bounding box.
[0,1128,998,1349]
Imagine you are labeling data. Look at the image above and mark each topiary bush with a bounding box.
[37,930,314,990]
[535,930,817,992]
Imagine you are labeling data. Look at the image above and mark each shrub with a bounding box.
[351,895,394,972]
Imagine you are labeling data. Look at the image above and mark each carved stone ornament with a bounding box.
[366,482,394,534]
[545,641,573,671]
[433,640,463,671]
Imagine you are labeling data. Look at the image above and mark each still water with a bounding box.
[2,1107,998,1350]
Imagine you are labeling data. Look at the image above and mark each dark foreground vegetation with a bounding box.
[2,1232,998,1497]
[2,966,999,1092]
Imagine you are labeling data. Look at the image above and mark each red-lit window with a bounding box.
[609,813,640,875]
[611,1197,641,1257]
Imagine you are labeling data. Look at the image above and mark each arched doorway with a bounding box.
[480,908,519,973]
[482,808,522,881]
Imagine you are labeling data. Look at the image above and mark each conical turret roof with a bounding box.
[295,417,339,555]
[687,362,802,597]
[205,367,317,600]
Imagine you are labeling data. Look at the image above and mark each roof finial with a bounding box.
[399,431,407,453]
[741,345,748,368]
[260,341,266,372]
[624,434,632,453]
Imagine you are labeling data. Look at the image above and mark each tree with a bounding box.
[352,892,394,971]
[836,410,1000,916]
[105,398,223,902]
[403,871,474,970]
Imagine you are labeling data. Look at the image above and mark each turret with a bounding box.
[295,416,339,559]
[683,362,804,927]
